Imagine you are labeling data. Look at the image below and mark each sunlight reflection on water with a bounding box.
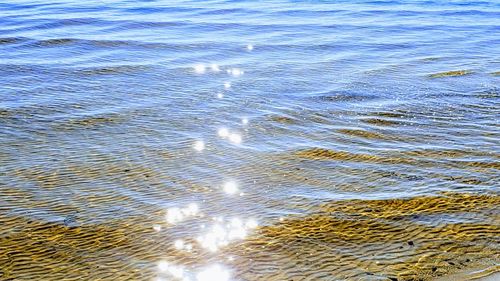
[2,1,499,280]
[157,199,258,280]
[223,181,239,195]
[211,63,221,72]
[165,203,200,225]
[193,140,205,152]
[217,127,230,138]
[196,216,258,252]
[155,43,255,280]
[193,64,206,74]
[157,261,232,281]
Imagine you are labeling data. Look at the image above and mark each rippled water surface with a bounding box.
[1,0,499,280]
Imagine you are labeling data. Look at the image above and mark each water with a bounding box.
[1,0,499,280]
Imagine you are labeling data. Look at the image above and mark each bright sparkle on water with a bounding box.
[217,127,230,138]
[228,68,243,77]
[174,239,185,250]
[217,128,242,143]
[157,261,231,281]
[196,264,230,281]
[223,181,238,195]
[159,28,255,281]
[193,64,206,74]
[158,261,185,279]
[228,133,242,144]
[166,203,199,224]
[186,203,199,215]
[193,140,205,151]
[211,63,220,72]
[246,218,258,229]
[196,216,258,252]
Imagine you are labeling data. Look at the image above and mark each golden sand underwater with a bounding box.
[1,191,498,280]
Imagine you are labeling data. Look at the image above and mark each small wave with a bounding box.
[35,38,78,46]
[293,147,500,171]
[359,118,402,126]
[400,148,497,159]
[337,128,391,140]
[370,111,407,118]
[52,113,128,131]
[294,147,408,164]
[75,65,150,76]
[429,70,473,78]
[0,37,27,45]
[310,90,379,103]
[231,192,499,280]
[267,114,300,125]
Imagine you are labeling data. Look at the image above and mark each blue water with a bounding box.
[0,0,499,280]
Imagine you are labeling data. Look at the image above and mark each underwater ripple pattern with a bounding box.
[1,0,500,280]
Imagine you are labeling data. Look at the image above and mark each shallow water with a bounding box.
[0,0,499,280]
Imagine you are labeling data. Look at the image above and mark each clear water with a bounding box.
[0,1,499,280]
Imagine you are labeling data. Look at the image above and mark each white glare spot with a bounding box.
[224,82,231,89]
[170,267,184,279]
[174,239,185,250]
[169,267,184,279]
[242,118,248,125]
[187,203,199,215]
[157,261,185,279]
[218,128,229,138]
[153,224,162,232]
[211,63,220,72]
[217,93,224,99]
[166,203,199,224]
[193,140,205,151]
[223,181,238,195]
[229,68,243,77]
[196,264,230,281]
[197,217,258,252]
[228,133,242,144]
[228,227,247,240]
[230,218,243,227]
[158,261,170,272]
[166,207,183,224]
[194,64,206,74]
[247,44,254,51]
[246,219,258,229]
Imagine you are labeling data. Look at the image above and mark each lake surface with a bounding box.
[0,0,499,280]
